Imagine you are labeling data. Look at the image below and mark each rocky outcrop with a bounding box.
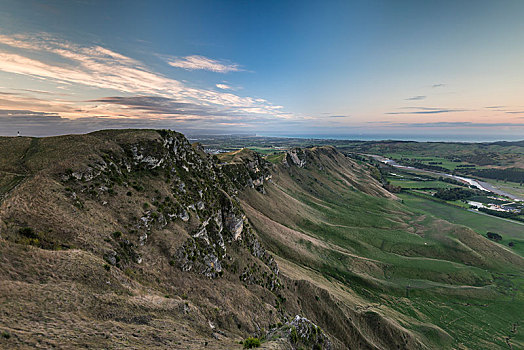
[266,315,332,349]
[283,148,307,168]
[219,148,273,193]
[57,130,279,285]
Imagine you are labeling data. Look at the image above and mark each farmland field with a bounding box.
[399,192,524,257]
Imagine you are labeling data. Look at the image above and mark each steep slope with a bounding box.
[235,146,524,349]
[0,130,522,349]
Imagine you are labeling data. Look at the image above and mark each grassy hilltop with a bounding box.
[0,130,522,349]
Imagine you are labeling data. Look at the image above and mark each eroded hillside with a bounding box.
[0,129,522,349]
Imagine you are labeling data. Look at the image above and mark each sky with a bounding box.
[0,0,523,140]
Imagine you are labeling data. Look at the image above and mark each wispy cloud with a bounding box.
[216,83,232,90]
[386,107,469,115]
[432,83,446,88]
[0,33,295,133]
[405,95,426,101]
[167,55,241,73]
[88,95,246,119]
[483,106,524,114]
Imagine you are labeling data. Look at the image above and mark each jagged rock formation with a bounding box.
[219,148,273,194]
[266,315,332,349]
[283,148,308,168]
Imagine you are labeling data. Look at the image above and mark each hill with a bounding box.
[0,129,522,349]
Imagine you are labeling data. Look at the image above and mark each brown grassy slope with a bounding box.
[0,240,244,349]
[0,136,33,173]
[0,130,289,349]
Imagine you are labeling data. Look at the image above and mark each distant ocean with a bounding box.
[258,134,524,143]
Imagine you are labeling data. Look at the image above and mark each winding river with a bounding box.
[370,155,523,202]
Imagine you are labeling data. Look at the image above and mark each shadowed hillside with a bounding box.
[0,130,522,349]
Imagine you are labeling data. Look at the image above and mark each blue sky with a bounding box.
[0,0,523,139]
